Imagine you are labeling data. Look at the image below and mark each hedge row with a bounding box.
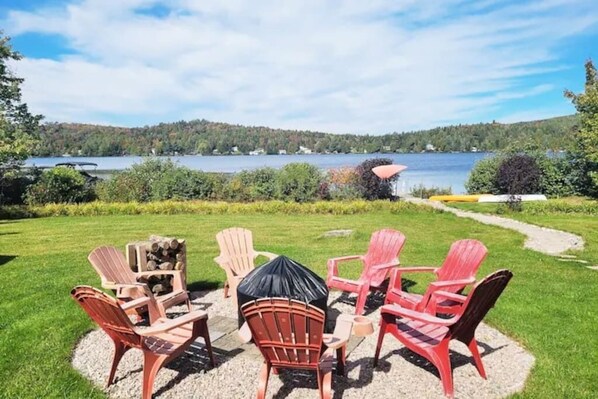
[0,200,434,219]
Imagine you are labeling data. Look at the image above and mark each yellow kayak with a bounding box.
[429,194,492,202]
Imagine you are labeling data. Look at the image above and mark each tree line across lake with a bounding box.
[36,114,578,157]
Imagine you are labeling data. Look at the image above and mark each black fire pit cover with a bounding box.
[237,255,329,326]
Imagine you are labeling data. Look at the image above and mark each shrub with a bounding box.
[326,167,362,200]
[0,167,40,205]
[25,166,94,205]
[409,184,452,199]
[238,167,278,201]
[96,159,220,202]
[465,156,502,194]
[497,154,541,194]
[355,158,393,200]
[275,163,323,202]
[536,155,576,198]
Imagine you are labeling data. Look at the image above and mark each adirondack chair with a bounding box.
[214,227,277,302]
[71,286,215,399]
[241,298,353,399]
[385,239,487,314]
[374,269,513,398]
[88,246,190,324]
[326,229,406,315]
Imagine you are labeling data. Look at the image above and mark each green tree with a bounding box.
[0,33,43,203]
[565,59,598,196]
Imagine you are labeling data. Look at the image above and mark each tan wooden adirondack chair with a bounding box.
[214,227,277,303]
[71,286,215,399]
[88,246,190,323]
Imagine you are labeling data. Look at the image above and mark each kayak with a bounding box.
[477,194,547,203]
[428,194,492,202]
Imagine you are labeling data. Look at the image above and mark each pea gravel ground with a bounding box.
[72,289,534,399]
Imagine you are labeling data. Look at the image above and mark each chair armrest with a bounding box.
[395,266,438,273]
[323,314,353,349]
[381,304,454,326]
[371,260,400,271]
[120,296,151,311]
[104,282,150,298]
[255,251,278,260]
[327,255,364,281]
[431,290,467,303]
[429,277,475,290]
[387,266,439,295]
[137,310,208,336]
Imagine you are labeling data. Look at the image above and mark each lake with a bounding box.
[26,152,491,194]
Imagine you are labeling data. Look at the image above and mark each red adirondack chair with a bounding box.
[71,286,215,399]
[241,298,353,399]
[326,229,406,315]
[374,269,513,398]
[89,246,190,323]
[385,239,487,314]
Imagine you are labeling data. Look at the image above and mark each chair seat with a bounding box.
[156,290,189,308]
[395,319,449,349]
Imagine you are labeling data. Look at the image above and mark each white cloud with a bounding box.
[5,0,598,133]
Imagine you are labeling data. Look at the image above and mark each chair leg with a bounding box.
[199,320,216,367]
[431,343,454,399]
[186,296,192,312]
[257,362,271,399]
[317,367,332,399]
[336,346,346,375]
[223,281,229,298]
[373,319,387,367]
[467,339,487,379]
[355,289,368,315]
[107,340,129,387]
[142,351,168,399]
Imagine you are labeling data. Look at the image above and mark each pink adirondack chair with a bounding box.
[326,229,406,315]
[89,246,190,323]
[214,227,277,303]
[72,286,215,399]
[385,239,487,314]
[374,269,513,398]
[241,298,353,399]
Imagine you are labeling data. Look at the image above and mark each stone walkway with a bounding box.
[408,198,584,256]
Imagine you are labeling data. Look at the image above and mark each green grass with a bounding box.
[1,207,597,397]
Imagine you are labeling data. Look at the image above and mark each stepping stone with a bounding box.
[321,229,353,238]
[587,266,598,271]
[558,254,578,259]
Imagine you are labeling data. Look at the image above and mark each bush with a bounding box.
[238,167,278,201]
[536,155,576,197]
[497,154,541,194]
[96,159,220,202]
[465,156,502,194]
[275,163,323,202]
[355,158,393,200]
[0,168,40,205]
[25,167,95,205]
[409,184,452,199]
[326,167,362,200]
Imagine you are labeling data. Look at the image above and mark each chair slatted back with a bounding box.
[88,246,137,285]
[362,229,406,286]
[71,286,142,348]
[216,228,257,277]
[242,298,325,369]
[436,239,487,291]
[449,269,513,343]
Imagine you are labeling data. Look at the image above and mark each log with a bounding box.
[147,253,161,261]
[152,284,166,294]
[158,262,174,270]
[176,253,186,261]
[175,261,185,270]
[146,260,157,271]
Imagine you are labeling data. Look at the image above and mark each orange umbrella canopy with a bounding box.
[372,164,408,179]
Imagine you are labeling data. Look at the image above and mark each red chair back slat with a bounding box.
[436,239,487,291]
[71,286,142,348]
[242,298,325,369]
[362,229,406,286]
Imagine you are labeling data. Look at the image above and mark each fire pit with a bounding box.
[237,255,329,328]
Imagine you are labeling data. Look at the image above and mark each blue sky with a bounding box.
[1,0,597,134]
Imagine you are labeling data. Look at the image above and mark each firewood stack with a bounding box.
[125,235,187,296]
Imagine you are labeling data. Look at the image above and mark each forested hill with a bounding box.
[35,115,579,157]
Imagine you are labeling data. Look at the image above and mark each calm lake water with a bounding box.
[26,153,491,194]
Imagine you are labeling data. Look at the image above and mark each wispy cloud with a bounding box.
[5,0,598,133]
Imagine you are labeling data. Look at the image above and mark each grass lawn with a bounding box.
[1,207,597,398]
